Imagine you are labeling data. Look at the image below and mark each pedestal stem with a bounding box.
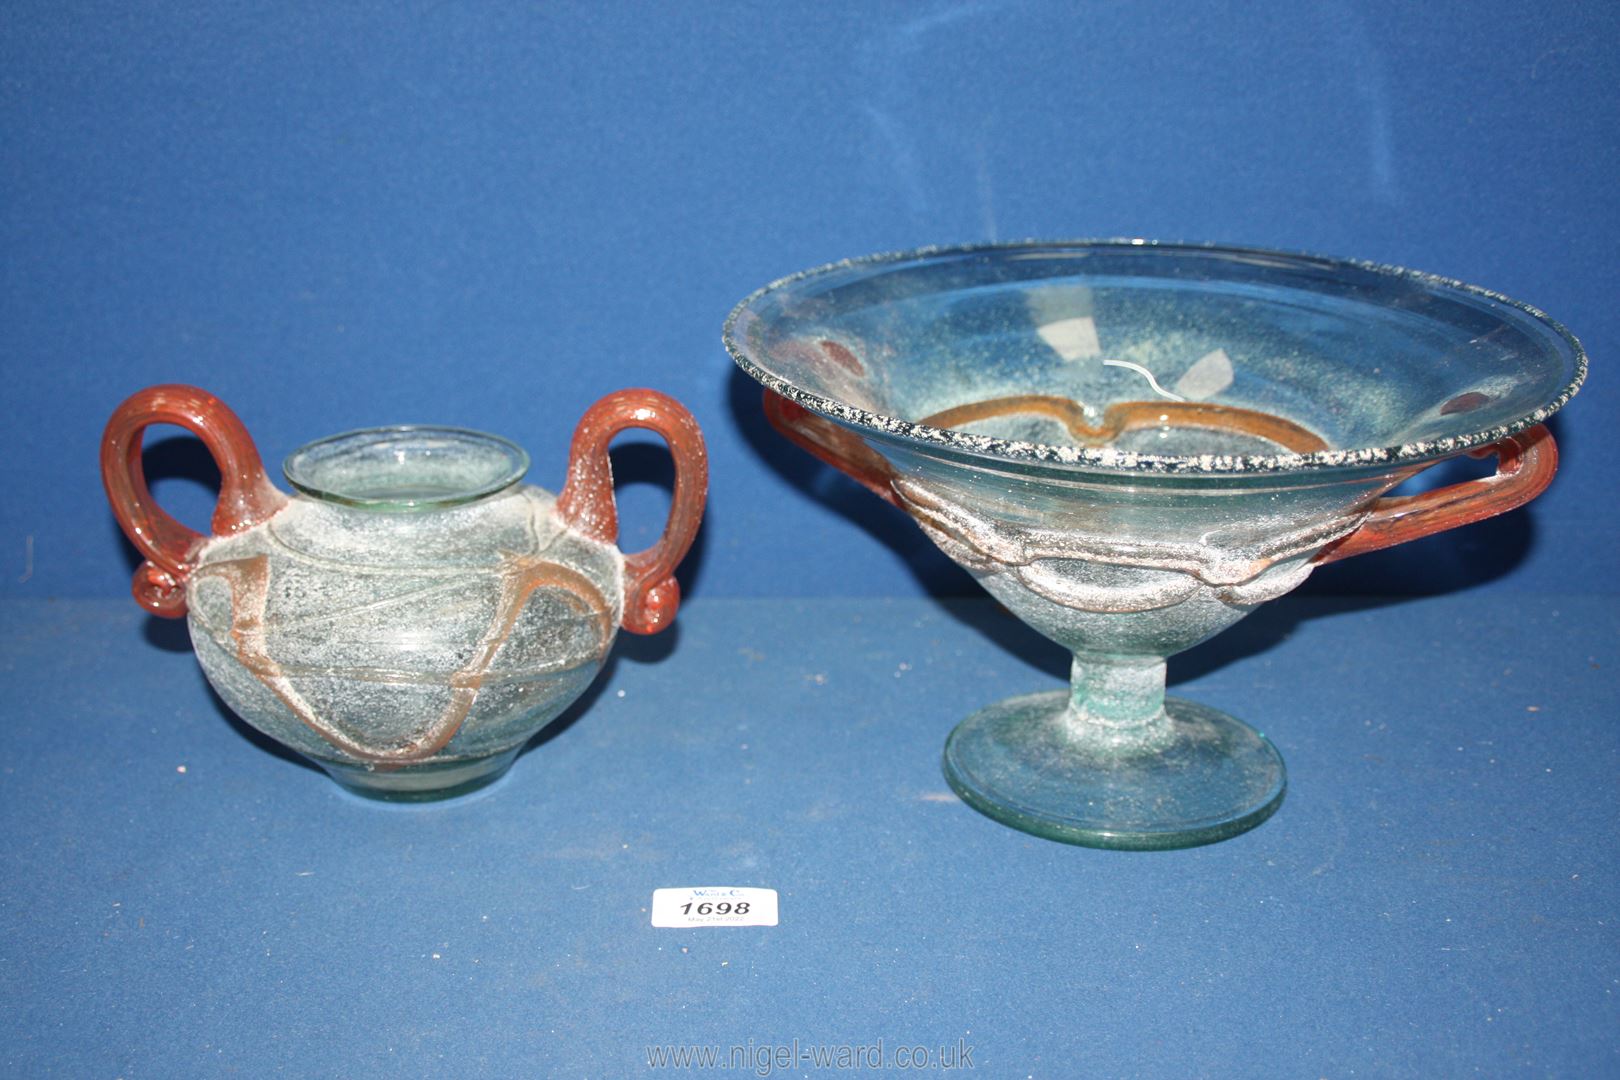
[1064,654,1171,749]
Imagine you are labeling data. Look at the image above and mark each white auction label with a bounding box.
[650,887,778,928]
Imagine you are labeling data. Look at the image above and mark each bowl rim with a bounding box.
[722,239,1587,475]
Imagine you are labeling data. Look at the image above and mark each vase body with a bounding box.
[187,482,621,795]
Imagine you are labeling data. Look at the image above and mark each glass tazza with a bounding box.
[726,241,1584,849]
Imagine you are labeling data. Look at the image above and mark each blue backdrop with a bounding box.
[4,6,1618,1078]
[3,0,1614,601]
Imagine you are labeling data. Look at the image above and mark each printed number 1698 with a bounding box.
[679,901,751,916]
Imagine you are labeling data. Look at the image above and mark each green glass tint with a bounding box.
[283,426,530,510]
[726,241,1583,849]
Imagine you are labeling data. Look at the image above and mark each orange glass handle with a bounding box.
[762,390,901,508]
[100,384,288,618]
[556,389,708,635]
[1316,424,1557,564]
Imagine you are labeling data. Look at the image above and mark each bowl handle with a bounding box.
[1315,424,1557,564]
[556,389,708,635]
[762,390,902,507]
[100,385,287,617]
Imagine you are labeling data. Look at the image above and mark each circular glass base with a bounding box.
[943,690,1285,850]
[314,747,521,803]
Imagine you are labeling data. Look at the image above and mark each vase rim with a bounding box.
[282,425,530,511]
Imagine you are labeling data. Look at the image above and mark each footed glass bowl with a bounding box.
[725,241,1585,850]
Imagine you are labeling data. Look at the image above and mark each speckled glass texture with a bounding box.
[188,428,623,800]
[726,241,1584,475]
[283,426,530,510]
[725,241,1584,849]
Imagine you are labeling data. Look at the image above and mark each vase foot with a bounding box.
[943,690,1285,850]
[314,747,521,802]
